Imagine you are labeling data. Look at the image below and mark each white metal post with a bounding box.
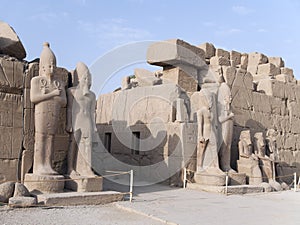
[129,170,133,202]
[183,168,187,189]
[225,172,229,195]
[294,172,297,192]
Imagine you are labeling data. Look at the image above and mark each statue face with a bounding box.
[42,60,55,77]
[79,71,92,89]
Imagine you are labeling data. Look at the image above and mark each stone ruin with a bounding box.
[97,39,299,189]
[0,20,299,200]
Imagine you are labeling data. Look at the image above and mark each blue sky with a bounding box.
[1,0,300,94]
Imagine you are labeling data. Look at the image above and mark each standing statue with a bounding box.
[217,75,235,173]
[66,62,97,177]
[196,89,212,171]
[30,42,67,175]
[266,129,278,179]
[254,132,273,181]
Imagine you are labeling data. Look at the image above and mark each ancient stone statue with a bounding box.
[237,130,263,184]
[66,62,97,177]
[238,130,253,158]
[254,132,273,181]
[217,75,235,172]
[196,89,212,171]
[266,129,278,161]
[30,42,67,175]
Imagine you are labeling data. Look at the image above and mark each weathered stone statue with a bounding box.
[266,129,278,161]
[31,42,67,175]
[237,130,263,184]
[254,132,273,181]
[65,62,102,192]
[217,75,235,173]
[66,62,97,177]
[24,42,66,193]
[196,89,212,171]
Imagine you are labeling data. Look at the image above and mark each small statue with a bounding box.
[66,62,97,177]
[237,130,263,184]
[238,130,253,158]
[30,42,67,175]
[254,132,273,181]
[266,129,278,161]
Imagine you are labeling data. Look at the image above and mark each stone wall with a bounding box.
[198,43,299,181]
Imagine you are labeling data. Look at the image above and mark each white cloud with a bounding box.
[202,21,215,27]
[232,5,254,15]
[257,28,267,33]
[215,28,242,36]
[78,19,152,47]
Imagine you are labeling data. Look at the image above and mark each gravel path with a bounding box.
[0,203,164,225]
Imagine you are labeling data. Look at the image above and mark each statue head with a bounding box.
[75,62,92,90]
[240,130,252,146]
[39,42,56,77]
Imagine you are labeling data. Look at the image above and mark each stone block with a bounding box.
[240,53,248,70]
[134,68,161,87]
[276,74,293,83]
[291,118,300,134]
[14,182,30,197]
[65,176,103,192]
[231,88,253,110]
[147,39,205,68]
[0,58,24,89]
[23,109,35,150]
[25,63,39,89]
[230,50,241,65]
[269,180,282,191]
[257,79,285,99]
[198,42,216,59]
[232,68,253,90]
[210,56,230,66]
[8,196,37,208]
[259,182,273,192]
[0,127,12,158]
[247,52,268,75]
[36,191,124,206]
[194,171,226,186]
[222,66,236,87]
[24,88,33,109]
[270,97,285,115]
[0,21,26,59]
[237,158,262,185]
[54,67,69,86]
[268,57,284,68]
[0,182,15,203]
[0,159,18,182]
[12,127,23,158]
[215,48,230,59]
[163,67,198,92]
[232,108,252,127]
[252,92,272,113]
[280,67,294,77]
[229,172,246,185]
[24,174,65,193]
[257,63,280,76]
[0,92,13,127]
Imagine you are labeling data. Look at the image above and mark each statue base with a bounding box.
[194,170,226,186]
[237,158,263,185]
[65,175,103,192]
[24,173,65,193]
[228,172,246,185]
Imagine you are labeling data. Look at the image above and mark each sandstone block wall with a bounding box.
[199,43,299,181]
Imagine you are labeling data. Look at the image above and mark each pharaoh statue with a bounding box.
[30,42,67,175]
[66,62,97,177]
[217,74,235,173]
[266,129,278,179]
[237,130,262,184]
[254,132,273,181]
[196,88,213,171]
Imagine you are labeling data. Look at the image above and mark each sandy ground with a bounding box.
[1,183,299,225]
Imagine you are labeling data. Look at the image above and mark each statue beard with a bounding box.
[82,83,90,96]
